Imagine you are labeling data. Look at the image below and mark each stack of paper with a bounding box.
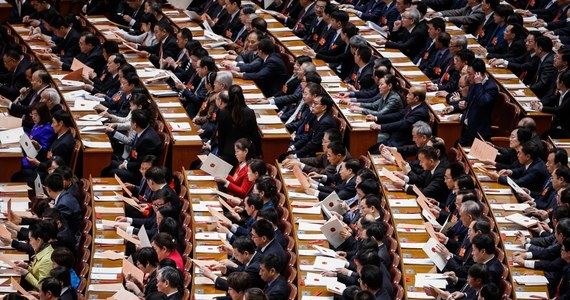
[513,275,548,285]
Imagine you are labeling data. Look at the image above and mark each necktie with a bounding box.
[286,102,304,124]
[202,0,214,15]
[295,8,307,30]
[328,31,338,49]
[234,27,246,42]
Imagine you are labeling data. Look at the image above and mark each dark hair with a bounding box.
[119,63,137,78]
[141,13,157,28]
[227,85,248,128]
[131,109,150,129]
[258,38,274,54]
[427,17,445,31]
[52,110,74,128]
[364,222,386,242]
[232,237,256,254]
[136,247,159,267]
[227,272,251,293]
[354,291,376,300]
[51,247,74,268]
[158,266,181,288]
[145,166,167,184]
[243,288,268,300]
[325,128,342,143]
[472,234,495,255]
[191,47,209,59]
[359,265,383,290]
[304,71,322,84]
[199,56,217,72]
[418,146,439,161]
[152,232,177,252]
[295,55,312,65]
[39,277,62,298]
[260,254,285,275]
[468,58,486,74]
[31,102,52,125]
[252,219,275,240]
[536,36,553,53]
[437,32,451,48]
[560,69,570,88]
[473,219,492,235]
[356,249,381,266]
[357,179,379,196]
[251,17,267,32]
[158,217,179,237]
[456,174,475,190]
[330,9,349,24]
[342,22,359,37]
[235,138,256,160]
[553,206,570,221]
[520,141,540,160]
[145,292,168,300]
[480,283,501,300]
[248,159,267,176]
[447,162,466,179]
[555,165,570,183]
[357,168,376,181]
[246,193,264,211]
[29,221,56,244]
[81,32,100,48]
[50,266,72,287]
[468,263,490,283]
[256,207,279,225]
[255,175,278,204]
[155,22,174,36]
[102,40,119,56]
[36,70,51,84]
[356,46,372,63]
[45,173,64,192]
[456,49,475,64]
[327,141,346,156]
[362,194,382,213]
[495,4,513,18]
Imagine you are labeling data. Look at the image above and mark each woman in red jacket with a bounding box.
[215,138,266,200]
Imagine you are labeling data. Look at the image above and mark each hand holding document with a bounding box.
[320,192,347,215]
[470,138,498,161]
[292,165,311,189]
[422,238,448,271]
[70,58,94,77]
[200,154,233,178]
[320,216,346,248]
[19,134,37,158]
[123,258,144,283]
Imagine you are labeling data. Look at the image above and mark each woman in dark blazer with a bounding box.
[216,85,262,167]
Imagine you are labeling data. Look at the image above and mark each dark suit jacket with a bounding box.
[386,24,428,58]
[126,127,162,173]
[531,0,559,21]
[293,2,316,37]
[498,159,550,194]
[293,112,338,157]
[7,85,46,131]
[85,0,106,15]
[59,287,77,300]
[139,35,179,69]
[318,176,357,200]
[62,46,106,75]
[406,161,450,202]
[52,29,80,58]
[542,90,570,135]
[300,155,337,176]
[217,252,265,290]
[217,107,262,166]
[8,0,33,23]
[441,5,485,34]
[531,52,558,99]
[356,0,384,21]
[264,276,289,300]
[92,73,121,96]
[55,190,82,232]
[424,48,453,80]
[259,239,286,259]
[507,53,540,85]
[379,0,399,29]
[459,79,498,145]
[349,63,376,92]
[45,129,76,167]
[243,53,289,97]
[102,92,131,117]
[487,38,527,60]
[378,102,430,147]
[304,17,328,49]
[477,12,498,46]
[0,58,30,100]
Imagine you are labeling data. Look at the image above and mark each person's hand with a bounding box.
[479,159,496,166]
[302,48,316,58]
[392,179,405,189]
[175,82,185,91]
[426,197,439,206]
[530,100,542,111]
[434,242,451,259]
[535,210,549,220]
[426,82,438,92]
[443,271,457,284]
[0,97,11,107]
[487,171,499,181]
[26,157,40,167]
[115,216,127,222]
[321,271,337,277]
[254,99,269,104]
[219,244,233,254]
[430,206,441,218]
[0,235,12,245]
[30,140,42,152]
[282,158,301,169]
[340,227,351,239]
[512,253,525,266]
[371,124,381,130]
[124,182,135,191]
[449,291,466,299]
[392,20,402,31]
[216,222,231,234]
[518,192,532,203]
[346,84,356,92]
[93,103,107,112]
[364,114,376,122]
[349,106,363,113]
[375,39,387,46]
[125,281,142,296]
[103,125,115,133]
[137,50,149,58]
[423,286,439,297]
[198,266,216,280]
[498,169,512,176]
[473,72,483,84]
[434,232,447,244]
[335,267,350,275]
[29,19,40,27]
[336,251,347,257]
[214,177,228,185]
[515,231,527,246]
[49,56,63,68]
[114,222,129,231]
[435,90,448,98]
[14,261,29,269]
[539,221,551,232]
[123,14,133,23]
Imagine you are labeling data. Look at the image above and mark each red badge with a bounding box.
[434,67,441,75]
[304,123,310,132]
[312,33,319,41]
[491,37,498,46]
[318,37,326,46]
[442,72,450,81]
[131,149,138,159]
[381,17,387,25]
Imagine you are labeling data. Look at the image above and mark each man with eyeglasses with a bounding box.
[0,50,30,100]
[377,7,427,59]
[489,31,542,85]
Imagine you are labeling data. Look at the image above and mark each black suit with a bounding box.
[531,52,558,99]
[487,38,527,60]
[62,46,106,76]
[385,24,428,58]
[8,0,33,23]
[406,161,450,202]
[458,79,498,146]
[0,58,30,100]
[507,53,540,85]
[292,112,337,157]
[477,13,498,46]
[376,102,430,147]
[92,73,121,96]
[217,107,262,167]
[346,63,376,92]
[260,239,286,260]
[498,159,550,194]
[318,175,357,200]
[7,85,47,131]
[55,190,82,233]
[304,17,328,49]
[216,252,265,290]
[138,35,179,69]
[52,29,81,59]
[243,53,289,97]
[38,129,76,175]
[541,90,570,138]
[292,2,316,37]
[263,276,289,300]
[85,0,106,15]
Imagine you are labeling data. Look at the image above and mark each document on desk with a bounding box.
[82,141,111,148]
[261,128,288,134]
[248,104,278,110]
[94,250,124,260]
[149,90,178,97]
[162,113,188,119]
[72,99,99,111]
[0,128,24,145]
[95,206,124,214]
[313,256,347,271]
[507,177,527,195]
[169,122,192,131]
[256,115,283,124]
[506,213,539,228]
[200,153,232,178]
[0,115,22,130]
[88,283,124,292]
[305,272,337,286]
[513,275,548,285]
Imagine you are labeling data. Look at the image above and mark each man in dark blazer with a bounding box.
[413,17,445,67]
[208,238,265,290]
[237,39,289,97]
[57,32,106,75]
[102,110,162,184]
[303,0,328,48]
[0,50,30,100]
[260,255,290,300]
[476,0,498,46]
[316,157,358,200]
[437,0,485,34]
[533,69,570,138]
[359,264,391,300]
[370,85,430,148]
[492,141,550,194]
[47,16,80,59]
[347,0,384,22]
[88,54,123,96]
[252,220,286,259]
[485,24,527,60]
[289,96,337,158]
[8,0,33,23]
[345,47,376,93]
[0,68,50,131]
[379,7,428,59]
[83,0,106,15]
[45,173,81,234]
[394,146,450,202]
[492,31,541,85]
[423,32,454,81]
[530,36,558,99]
[292,0,316,37]
[530,0,560,21]
[137,23,179,69]
[157,267,182,300]
[457,58,498,146]
[40,111,76,173]
[472,234,504,288]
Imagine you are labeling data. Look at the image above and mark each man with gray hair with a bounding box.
[215,71,233,91]
[39,88,63,115]
[376,7,427,59]
[157,266,182,300]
